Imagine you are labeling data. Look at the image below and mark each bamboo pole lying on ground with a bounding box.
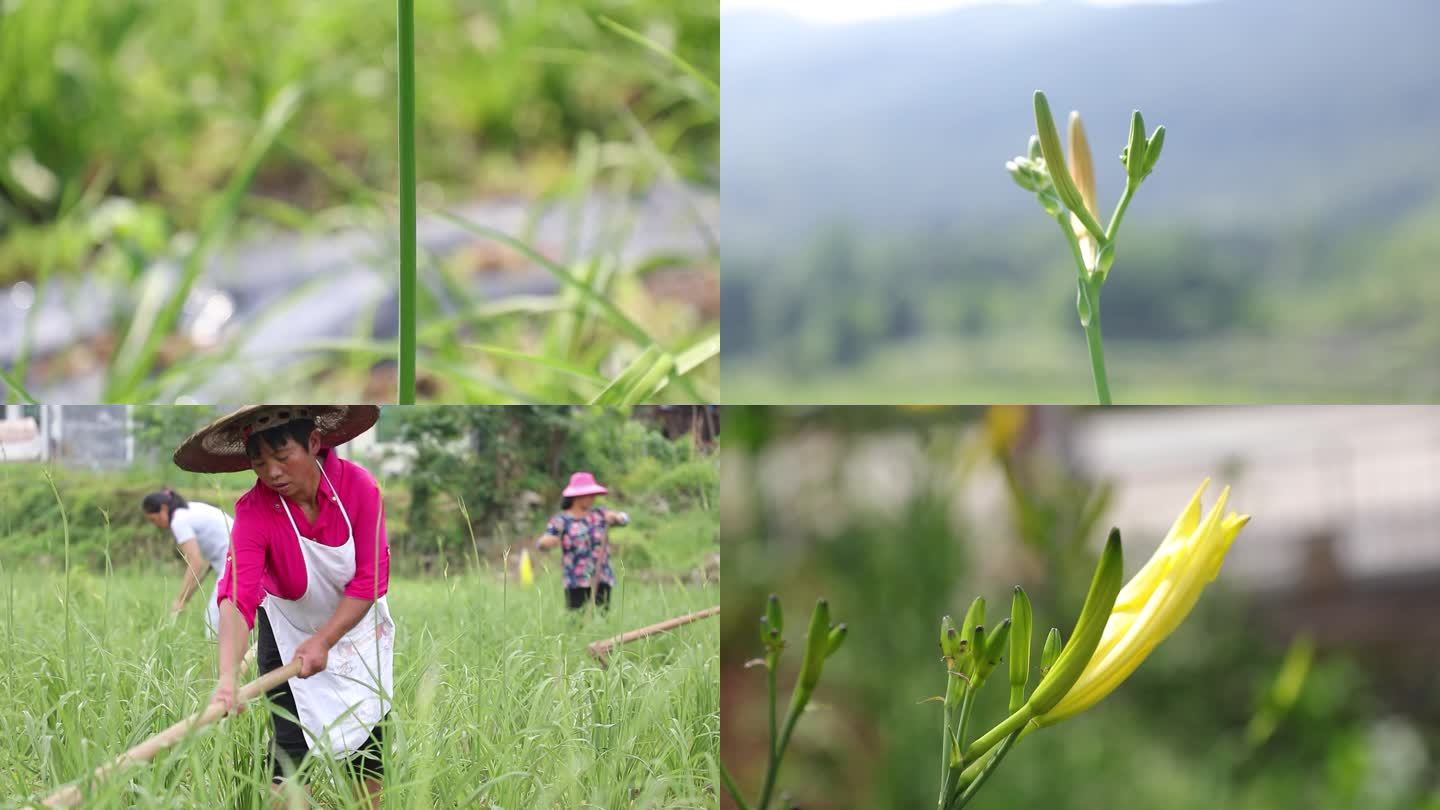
[587,605,720,667]
[42,659,302,808]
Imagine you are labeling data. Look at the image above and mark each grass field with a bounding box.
[722,331,1440,405]
[1,568,719,808]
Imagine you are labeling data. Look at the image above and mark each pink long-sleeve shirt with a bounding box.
[216,449,390,630]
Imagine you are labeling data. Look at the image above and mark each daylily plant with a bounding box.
[1006,90,1166,405]
[937,479,1248,809]
[722,596,848,810]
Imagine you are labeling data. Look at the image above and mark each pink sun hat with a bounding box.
[562,471,609,498]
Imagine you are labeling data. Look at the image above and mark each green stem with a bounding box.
[950,728,1023,810]
[1056,216,1113,406]
[397,0,418,404]
[768,658,779,770]
[758,703,803,810]
[937,671,967,807]
[1104,183,1137,243]
[1081,282,1112,406]
[721,762,754,810]
[940,681,978,805]
[957,721,1039,794]
[963,704,1034,765]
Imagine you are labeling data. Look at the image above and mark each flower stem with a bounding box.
[721,762,754,810]
[950,728,1023,810]
[937,671,971,807]
[1081,281,1112,406]
[948,684,979,800]
[1056,217,1114,406]
[963,704,1034,765]
[768,659,779,770]
[1105,182,1137,244]
[397,0,418,404]
[759,678,808,810]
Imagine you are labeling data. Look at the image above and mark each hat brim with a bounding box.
[173,405,380,473]
[563,484,608,497]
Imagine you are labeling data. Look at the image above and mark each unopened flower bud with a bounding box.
[1041,627,1063,674]
[826,624,848,658]
[766,593,784,636]
[796,598,832,691]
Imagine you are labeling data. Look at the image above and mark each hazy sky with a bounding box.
[722,0,1201,24]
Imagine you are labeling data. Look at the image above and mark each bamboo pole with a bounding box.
[42,659,302,808]
[587,605,719,666]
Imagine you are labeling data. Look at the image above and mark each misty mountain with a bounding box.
[722,0,1440,248]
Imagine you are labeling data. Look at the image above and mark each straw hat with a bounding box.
[174,405,380,473]
[562,471,609,498]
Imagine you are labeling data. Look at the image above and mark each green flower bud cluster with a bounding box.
[733,595,848,810]
[1005,137,1063,217]
[1002,90,1169,405]
[936,530,1126,810]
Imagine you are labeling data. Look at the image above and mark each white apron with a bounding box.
[264,460,395,757]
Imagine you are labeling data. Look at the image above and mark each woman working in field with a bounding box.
[141,488,233,635]
[173,405,394,807]
[534,471,628,610]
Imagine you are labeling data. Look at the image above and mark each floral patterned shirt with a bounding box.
[543,508,623,588]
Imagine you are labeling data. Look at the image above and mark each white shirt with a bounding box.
[170,501,234,578]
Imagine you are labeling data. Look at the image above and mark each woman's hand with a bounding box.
[209,676,242,716]
[294,634,332,678]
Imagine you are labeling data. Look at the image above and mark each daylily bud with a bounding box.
[1041,628,1063,674]
[1006,159,1037,192]
[961,596,985,653]
[766,593,784,637]
[1034,90,1105,242]
[1037,189,1062,217]
[826,624,848,658]
[970,625,987,677]
[941,615,962,661]
[1125,109,1148,184]
[1067,111,1098,221]
[1141,126,1166,178]
[1028,134,1043,162]
[1026,529,1124,715]
[796,598,832,691]
[977,618,1011,682]
[1009,587,1033,711]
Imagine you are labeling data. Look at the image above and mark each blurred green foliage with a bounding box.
[1,406,716,576]
[0,0,718,280]
[722,197,1440,402]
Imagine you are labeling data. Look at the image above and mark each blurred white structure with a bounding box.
[0,404,133,468]
[1069,405,1440,592]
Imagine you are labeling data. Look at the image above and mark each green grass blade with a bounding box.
[424,208,660,348]
[0,365,39,403]
[597,16,719,103]
[674,332,720,377]
[397,0,419,404]
[464,344,609,387]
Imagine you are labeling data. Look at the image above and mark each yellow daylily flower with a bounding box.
[1037,479,1250,725]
